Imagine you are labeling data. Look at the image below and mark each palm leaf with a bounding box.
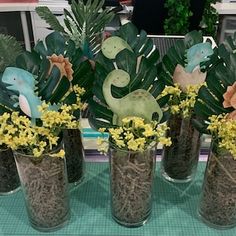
[35,6,66,34]
[36,0,114,57]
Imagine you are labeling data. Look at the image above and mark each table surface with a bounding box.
[0,161,236,236]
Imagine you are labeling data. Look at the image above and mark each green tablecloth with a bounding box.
[0,162,235,236]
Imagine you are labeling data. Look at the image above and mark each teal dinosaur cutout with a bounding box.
[2,67,58,119]
[102,69,163,125]
[185,42,213,73]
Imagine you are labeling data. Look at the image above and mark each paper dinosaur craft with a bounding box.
[102,69,163,125]
[101,36,133,59]
[2,67,57,119]
[185,42,213,73]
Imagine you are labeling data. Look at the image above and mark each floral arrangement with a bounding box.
[87,22,171,153]
[194,33,236,157]
[98,116,171,153]
[0,32,90,157]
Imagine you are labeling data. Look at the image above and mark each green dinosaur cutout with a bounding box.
[101,36,133,59]
[102,69,163,125]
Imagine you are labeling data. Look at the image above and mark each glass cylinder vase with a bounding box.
[0,148,20,195]
[161,114,201,183]
[109,144,156,227]
[198,141,236,229]
[13,145,70,232]
[63,129,85,186]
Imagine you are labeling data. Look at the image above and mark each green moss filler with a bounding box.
[102,69,163,125]
[101,36,133,59]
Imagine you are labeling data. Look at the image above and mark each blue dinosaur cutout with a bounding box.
[2,67,58,119]
[185,42,213,73]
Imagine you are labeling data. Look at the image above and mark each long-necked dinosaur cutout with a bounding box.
[102,69,163,125]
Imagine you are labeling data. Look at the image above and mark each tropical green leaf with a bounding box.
[0,104,11,115]
[221,32,236,53]
[89,98,113,122]
[184,30,203,48]
[115,49,137,75]
[38,66,61,100]
[192,118,209,134]
[88,113,114,130]
[0,34,22,73]
[35,6,66,34]
[15,51,41,75]
[0,89,17,111]
[149,80,165,99]
[63,91,77,105]
[205,74,225,101]
[37,0,114,57]
[194,100,214,120]
[45,32,66,55]
[198,86,229,114]
[48,77,71,104]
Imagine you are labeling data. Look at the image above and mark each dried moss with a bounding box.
[63,129,85,184]
[14,151,70,231]
[109,147,156,226]
[0,148,20,194]
[198,144,236,228]
[161,114,200,181]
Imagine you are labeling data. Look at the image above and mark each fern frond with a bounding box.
[0,34,22,72]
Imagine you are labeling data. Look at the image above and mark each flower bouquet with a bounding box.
[89,22,171,227]
[194,32,236,228]
[15,31,95,185]
[0,31,88,231]
[157,31,215,182]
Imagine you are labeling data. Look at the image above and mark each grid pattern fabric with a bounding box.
[0,162,235,236]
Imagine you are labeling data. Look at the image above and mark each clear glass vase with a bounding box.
[109,144,156,227]
[63,129,85,186]
[0,148,20,195]
[13,144,70,232]
[161,114,201,183]
[198,141,236,229]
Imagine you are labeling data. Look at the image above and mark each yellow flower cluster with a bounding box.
[98,116,171,152]
[40,103,80,130]
[158,83,203,118]
[71,85,85,111]
[0,100,81,157]
[207,114,236,158]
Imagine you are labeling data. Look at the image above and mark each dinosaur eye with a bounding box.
[13,78,16,80]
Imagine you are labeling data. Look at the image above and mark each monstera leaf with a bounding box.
[15,32,94,105]
[36,0,114,57]
[218,32,236,65]
[194,48,236,134]
[89,23,167,130]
